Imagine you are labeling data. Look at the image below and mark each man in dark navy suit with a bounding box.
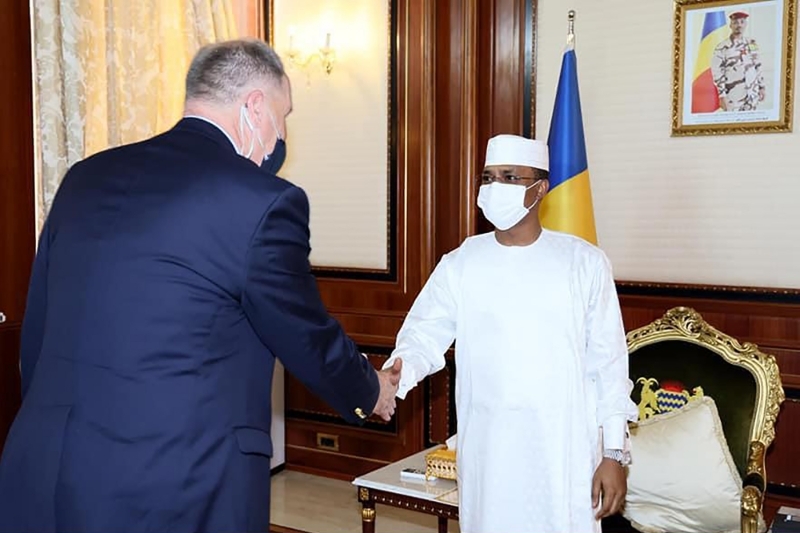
[0,39,402,533]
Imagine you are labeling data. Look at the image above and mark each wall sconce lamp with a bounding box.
[286,29,336,75]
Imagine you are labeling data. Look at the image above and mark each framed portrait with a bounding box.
[672,0,797,136]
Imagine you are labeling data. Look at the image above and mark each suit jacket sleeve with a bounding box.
[241,185,380,424]
[20,219,52,398]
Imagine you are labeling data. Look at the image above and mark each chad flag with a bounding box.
[691,11,727,113]
[540,41,597,245]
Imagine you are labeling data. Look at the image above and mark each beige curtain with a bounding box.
[33,0,239,229]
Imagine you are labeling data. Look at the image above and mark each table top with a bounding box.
[352,446,459,507]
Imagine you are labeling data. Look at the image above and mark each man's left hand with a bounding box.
[592,458,627,519]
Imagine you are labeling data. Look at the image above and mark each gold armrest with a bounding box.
[741,441,766,533]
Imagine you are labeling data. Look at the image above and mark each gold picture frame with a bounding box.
[672,0,796,136]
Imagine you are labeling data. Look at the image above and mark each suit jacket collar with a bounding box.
[174,117,240,156]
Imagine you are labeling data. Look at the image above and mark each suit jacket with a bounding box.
[0,118,380,533]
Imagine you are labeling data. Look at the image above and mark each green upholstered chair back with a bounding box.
[629,339,755,477]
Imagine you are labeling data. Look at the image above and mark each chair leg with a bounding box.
[741,485,762,533]
[741,514,758,533]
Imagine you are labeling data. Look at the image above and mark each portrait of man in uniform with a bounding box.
[672,0,795,135]
[711,10,766,111]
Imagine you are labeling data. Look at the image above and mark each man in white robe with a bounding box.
[383,134,638,532]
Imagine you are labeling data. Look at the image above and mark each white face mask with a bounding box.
[477,181,540,231]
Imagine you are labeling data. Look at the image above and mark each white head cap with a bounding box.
[484,134,549,172]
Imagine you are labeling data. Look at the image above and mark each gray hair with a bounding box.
[185,39,286,104]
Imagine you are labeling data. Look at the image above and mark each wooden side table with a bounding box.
[353,447,459,533]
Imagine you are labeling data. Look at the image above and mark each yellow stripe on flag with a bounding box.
[540,170,597,244]
[692,26,728,80]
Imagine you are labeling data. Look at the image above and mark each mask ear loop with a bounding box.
[265,105,283,141]
[239,105,257,158]
[240,104,268,159]
[523,179,543,211]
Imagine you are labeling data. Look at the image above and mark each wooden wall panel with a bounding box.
[769,399,800,487]
[282,0,436,476]
[424,354,456,446]
[433,0,478,259]
[285,348,424,480]
[0,330,22,448]
[0,0,34,451]
[230,0,264,38]
[476,0,526,139]
[475,0,529,236]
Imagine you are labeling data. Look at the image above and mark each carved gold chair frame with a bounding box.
[626,307,785,533]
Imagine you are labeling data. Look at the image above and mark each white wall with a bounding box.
[535,0,800,289]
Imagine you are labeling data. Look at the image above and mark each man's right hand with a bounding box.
[372,358,403,421]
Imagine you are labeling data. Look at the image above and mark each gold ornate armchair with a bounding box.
[611,307,785,533]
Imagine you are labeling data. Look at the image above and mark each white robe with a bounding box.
[383,229,638,533]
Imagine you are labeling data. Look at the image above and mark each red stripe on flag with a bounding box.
[691,69,719,113]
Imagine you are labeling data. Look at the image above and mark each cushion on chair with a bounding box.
[624,396,742,533]
[629,340,757,478]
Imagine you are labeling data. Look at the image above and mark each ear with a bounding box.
[538,179,551,198]
[244,89,266,122]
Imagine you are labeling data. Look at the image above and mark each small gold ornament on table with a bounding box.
[424,447,457,481]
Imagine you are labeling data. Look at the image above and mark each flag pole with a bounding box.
[567,10,576,46]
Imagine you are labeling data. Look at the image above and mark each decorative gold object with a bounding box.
[741,485,762,533]
[671,0,796,136]
[636,377,704,420]
[424,447,457,480]
[361,507,376,522]
[627,306,785,532]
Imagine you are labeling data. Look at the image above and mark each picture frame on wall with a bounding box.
[672,0,796,136]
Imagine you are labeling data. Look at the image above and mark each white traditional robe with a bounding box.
[384,229,638,533]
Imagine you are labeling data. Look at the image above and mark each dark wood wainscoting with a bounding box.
[0,0,35,451]
[0,328,23,448]
[284,348,455,481]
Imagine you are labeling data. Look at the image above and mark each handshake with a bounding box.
[371,358,403,421]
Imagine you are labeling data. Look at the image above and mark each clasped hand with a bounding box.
[372,358,402,421]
